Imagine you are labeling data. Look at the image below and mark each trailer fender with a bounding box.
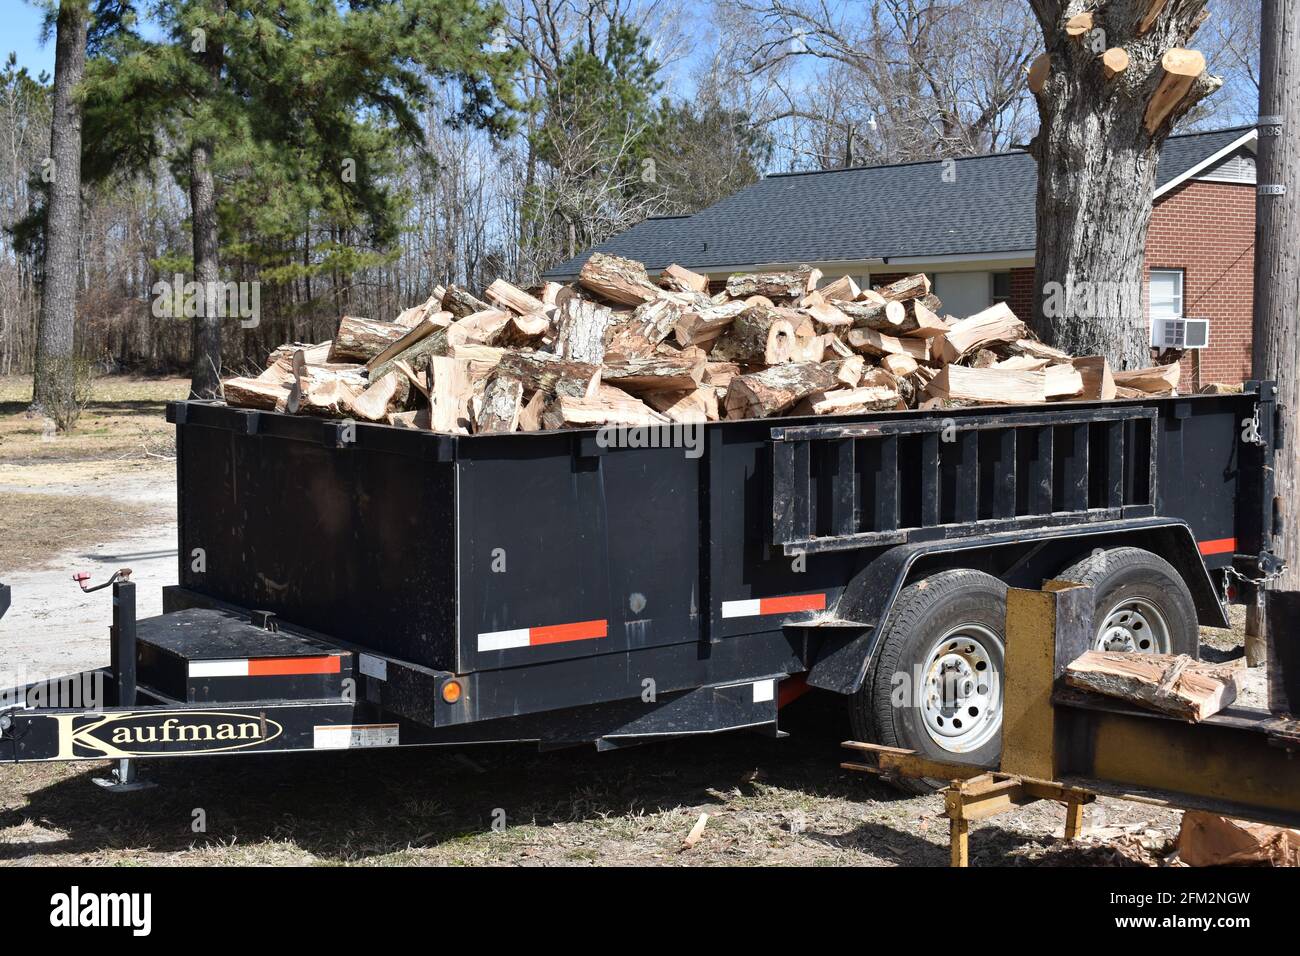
[804,517,1223,696]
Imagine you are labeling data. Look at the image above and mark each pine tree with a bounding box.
[80,0,520,396]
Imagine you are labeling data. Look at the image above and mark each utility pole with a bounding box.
[1249,0,1299,664]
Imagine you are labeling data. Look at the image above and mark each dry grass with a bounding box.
[0,493,166,574]
[0,697,1182,867]
[0,374,187,463]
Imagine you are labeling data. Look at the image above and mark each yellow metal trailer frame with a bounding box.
[843,582,1300,866]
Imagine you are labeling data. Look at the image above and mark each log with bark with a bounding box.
[1064,650,1243,722]
[578,252,661,305]
[328,316,408,363]
[938,303,1027,363]
[724,268,810,300]
[709,305,798,365]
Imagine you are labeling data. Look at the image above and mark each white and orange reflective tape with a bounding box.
[478,618,608,652]
[721,592,826,619]
[189,656,343,678]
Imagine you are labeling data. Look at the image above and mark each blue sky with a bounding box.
[5,1,56,77]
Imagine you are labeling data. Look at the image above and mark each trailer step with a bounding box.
[137,608,352,703]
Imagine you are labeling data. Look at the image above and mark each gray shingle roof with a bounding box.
[544,126,1255,279]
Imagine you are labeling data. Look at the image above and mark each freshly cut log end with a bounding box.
[1101,47,1130,81]
[1065,11,1093,39]
[1027,52,1051,94]
[579,252,661,305]
[1143,48,1209,134]
[818,275,860,301]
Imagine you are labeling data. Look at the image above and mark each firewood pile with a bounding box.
[219,253,1182,434]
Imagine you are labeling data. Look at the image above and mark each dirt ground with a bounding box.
[0,375,1259,866]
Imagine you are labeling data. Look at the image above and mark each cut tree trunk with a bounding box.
[660,263,708,294]
[30,0,87,414]
[927,365,1047,405]
[1027,0,1221,370]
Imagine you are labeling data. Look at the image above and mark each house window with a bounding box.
[1149,269,1184,319]
[991,272,1012,305]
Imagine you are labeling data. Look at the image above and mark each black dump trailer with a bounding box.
[0,383,1282,776]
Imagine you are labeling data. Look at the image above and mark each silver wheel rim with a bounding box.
[919,623,1004,754]
[1094,597,1171,653]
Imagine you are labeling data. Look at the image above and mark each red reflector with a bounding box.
[1197,537,1236,556]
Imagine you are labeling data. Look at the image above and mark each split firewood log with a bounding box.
[837,299,912,333]
[846,326,930,361]
[394,293,443,328]
[442,285,493,319]
[1007,338,1073,362]
[367,320,450,383]
[474,373,525,433]
[497,350,600,394]
[1114,362,1180,394]
[222,376,293,411]
[723,360,854,419]
[425,356,473,433]
[724,267,812,300]
[926,365,1047,405]
[295,366,367,418]
[557,388,670,427]
[660,263,709,294]
[994,355,1051,372]
[709,305,798,365]
[485,278,548,317]
[554,297,614,363]
[904,296,950,338]
[805,300,852,329]
[1073,356,1117,400]
[674,301,748,347]
[938,303,1027,363]
[818,275,859,301]
[517,390,546,431]
[1044,363,1085,399]
[328,316,408,363]
[348,371,406,422]
[644,386,719,423]
[449,343,506,381]
[601,353,705,394]
[1064,651,1242,722]
[388,408,431,429]
[578,252,661,305]
[874,273,931,304]
[880,353,919,377]
[445,308,513,349]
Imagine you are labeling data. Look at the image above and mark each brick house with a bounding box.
[546,126,1258,389]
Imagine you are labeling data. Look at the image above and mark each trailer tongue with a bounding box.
[0,385,1282,781]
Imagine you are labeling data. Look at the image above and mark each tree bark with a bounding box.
[1252,0,1300,593]
[31,0,88,412]
[188,0,226,399]
[1027,0,1221,371]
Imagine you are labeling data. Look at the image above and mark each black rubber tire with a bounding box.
[849,569,1008,794]
[1056,547,1199,657]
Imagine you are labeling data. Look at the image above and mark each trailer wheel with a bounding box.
[1056,547,1198,656]
[850,570,1008,793]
